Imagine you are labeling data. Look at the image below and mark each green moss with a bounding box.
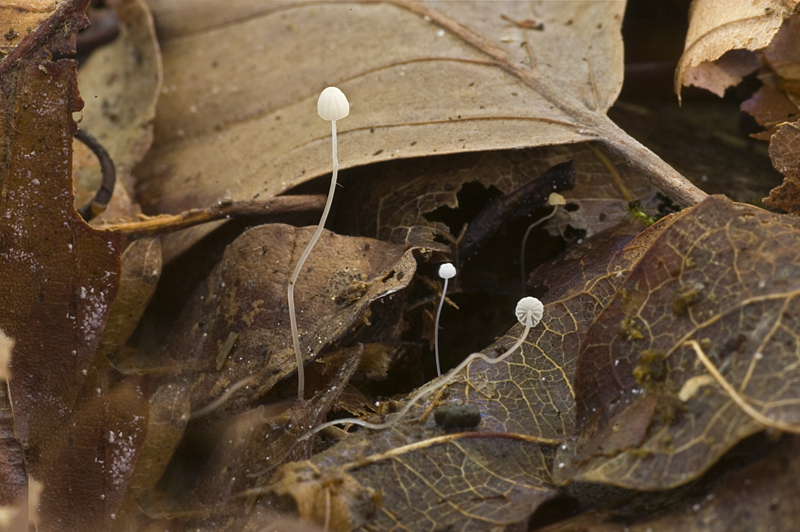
[618,316,644,341]
[672,282,704,317]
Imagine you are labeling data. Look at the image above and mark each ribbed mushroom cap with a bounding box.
[317,87,350,121]
[515,297,544,328]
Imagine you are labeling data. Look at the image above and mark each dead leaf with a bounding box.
[0,1,66,56]
[0,332,25,507]
[100,236,162,362]
[0,0,123,452]
[126,224,419,420]
[135,0,703,261]
[259,216,663,531]
[675,1,799,98]
[269,432,557,532]
[541,436,800,532]
[76,0,162,193]
[559,195,800,490]
[33,359,148,532]
[764,121,800,213]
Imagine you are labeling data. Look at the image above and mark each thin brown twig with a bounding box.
[98,195,326,239]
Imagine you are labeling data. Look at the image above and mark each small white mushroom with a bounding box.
[288,86,350,401]
[521,193,565,292]
[303,295,546,437]
[317,87,350,121]
[434,263,457,377]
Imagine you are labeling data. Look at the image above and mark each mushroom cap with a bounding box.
[438,263,456,280]
[317,87,350,121]
[548,193,566,206]
[515,297,544,328]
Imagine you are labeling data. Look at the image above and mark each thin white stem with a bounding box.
[189,374,259,420]
[289,119,339,401]
[303,323,531,438]
[521,205,559,292]
[434,277,449,377]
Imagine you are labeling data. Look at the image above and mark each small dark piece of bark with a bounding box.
[75,129,116,221]
[458,160,576,260]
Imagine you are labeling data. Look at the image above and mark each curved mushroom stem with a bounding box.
[303,322,532,438]
[288,119,340,401]
[520,205,560,293]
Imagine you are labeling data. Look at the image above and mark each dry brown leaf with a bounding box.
[33,360,148,532]
[125,224,419,420]
[0,0,124,451]
[0,332,25,508]
[765,121,800,213]
[99,236,162,362]
[675,1,800,98]
[540,436,800,532]
[135,0,703,258]
[558,196,800,490]
[260,218,661,531]
[342,145,651,254]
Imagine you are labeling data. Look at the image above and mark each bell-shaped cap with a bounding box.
[438,263,456,280]
[317,87,350,121]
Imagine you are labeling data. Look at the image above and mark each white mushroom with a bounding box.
[521,193,565,292]
[434,263,457,377]
[288,86,350,401]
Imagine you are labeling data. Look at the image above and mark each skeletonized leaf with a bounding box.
[262,219,659,531]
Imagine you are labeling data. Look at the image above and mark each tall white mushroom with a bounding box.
[434,263,457,377]
[288,86,350,401]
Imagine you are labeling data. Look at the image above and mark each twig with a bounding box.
[98,195,326,239]
[75,129,116,221]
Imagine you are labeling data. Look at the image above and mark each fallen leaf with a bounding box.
[764,121,800,214]
[135,0,703,260]
[260,216,662,531]
[100,236,162,362]
[0,0,66,56]
[540,435,800,532]
[0,0,123,452]
[33,359,148,532]
[76,0,162,193]
[559,196,800,490]
[126,224,419,421]
[0,332,25,507]
[675,1,799,98]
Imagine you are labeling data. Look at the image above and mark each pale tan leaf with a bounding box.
[76,0,162,193]
[135,0,704,256]
[676,0,800,98]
